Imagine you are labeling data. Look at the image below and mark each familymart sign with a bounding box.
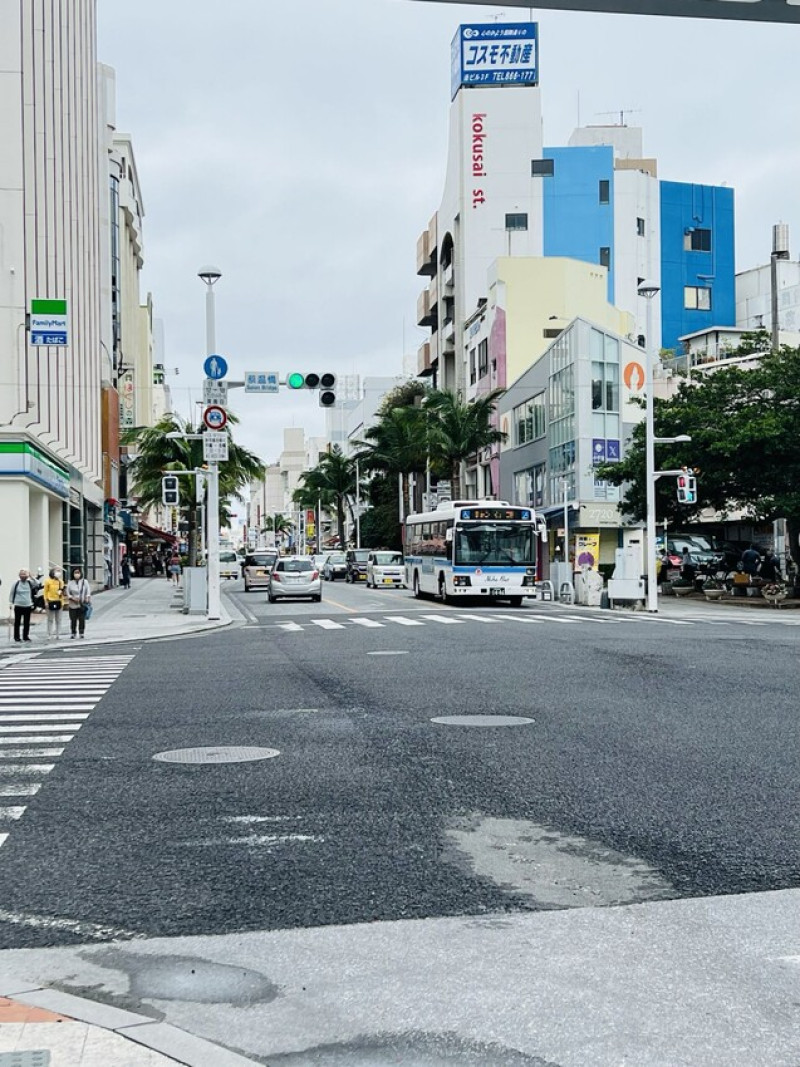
[30,299,68,346]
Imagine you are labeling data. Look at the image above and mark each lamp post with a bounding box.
[198,266,222,621]
[638,279,660,612]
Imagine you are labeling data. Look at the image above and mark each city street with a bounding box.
[0,587,799,1062]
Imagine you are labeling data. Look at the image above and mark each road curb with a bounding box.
[0,617,234,656]
[0,984,261,1066]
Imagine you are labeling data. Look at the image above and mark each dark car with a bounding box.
[345,548,370,583]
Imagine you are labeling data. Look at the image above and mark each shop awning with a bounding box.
[136,520,178,544]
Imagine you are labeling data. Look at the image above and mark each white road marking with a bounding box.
[312,619,346,630]
[421,615,466,625]
[523,614,578,624]
[277,622,303,632]
[349,618,384,628]
[0,908,140,940]
[0,723,84,733]
[0,833,7,847]
[366,651,409,656]
[0,806,27,820]
[0,714,90,722]
[0,735,75,745]
[384,616,425,627]
[0,764,55,774]
[454,614,506,624]
[0,705,94,712]
[0,784,41,797]
[0,747,65,757]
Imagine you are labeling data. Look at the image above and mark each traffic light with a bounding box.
[676,469,697,505]
[162,475,179,507]
[287,372,337,407]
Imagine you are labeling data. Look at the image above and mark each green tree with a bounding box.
[293,446,356,550]
[596,343,800,573]
[424,389,506,500]
[122,413,265,565]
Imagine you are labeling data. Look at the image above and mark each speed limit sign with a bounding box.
[203,405,228,431]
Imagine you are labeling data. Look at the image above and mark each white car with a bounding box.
[366,550,405,588]
[219,550,240,580]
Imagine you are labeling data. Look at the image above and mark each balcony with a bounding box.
[443,263,454,290]
[442,318,455,342]
[417,341,433,377]
[429,274,439,312]
[417,287,436,328]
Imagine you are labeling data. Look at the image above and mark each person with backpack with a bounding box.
[9,568,37,643]
[66,567,92,639]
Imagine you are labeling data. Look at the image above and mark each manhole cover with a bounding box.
[431,715,534,727]
[152,746,280,764]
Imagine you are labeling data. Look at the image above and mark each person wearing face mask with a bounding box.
[43,567,65,639]
[66,566,91,639]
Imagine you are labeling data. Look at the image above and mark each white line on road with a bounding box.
[0,735,75,745]
[0,764,55,774]
[277,622,303,632]
[312,619,346,630]
[0,833,7,848]
[0,806,27,820]
[349,618,384,628]
[0,907,140,940]
[523,614,579,624]
[454,614,507,624]
[0,784,41,797]
[384,616,425,627]
[0,723,83,733]
[421,615,466,625]
[0,747,65,757]
[0,715,90,722]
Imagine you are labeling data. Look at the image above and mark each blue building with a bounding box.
[537,128,736,355]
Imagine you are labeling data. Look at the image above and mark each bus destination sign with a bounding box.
[460,507,532,520]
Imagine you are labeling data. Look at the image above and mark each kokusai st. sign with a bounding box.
[418,0,800,22]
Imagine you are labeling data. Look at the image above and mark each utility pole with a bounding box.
[198,266,222,621]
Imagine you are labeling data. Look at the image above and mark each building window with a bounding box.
[591,361,620,412]
[636,217,646,237]
[599,179,610,204]
[684,228,711,252]
[513,393,546,446]
[599,246,611,269]
[469,348,477,385]
[477,339,489,378]
[514,464,546,508]
[505,213,528,231]
[531,158,554,177]
[684,286,712,311]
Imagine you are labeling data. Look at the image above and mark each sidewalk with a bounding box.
[0,988,257,1065]
[1,578,234,655]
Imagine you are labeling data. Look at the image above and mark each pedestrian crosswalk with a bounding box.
[268,610,767,635]
[0,656,133,851]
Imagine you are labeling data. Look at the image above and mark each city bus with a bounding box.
[404,500,543,606]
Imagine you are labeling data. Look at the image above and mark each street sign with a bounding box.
[30,298,68,346]
[203,378,228,405]
[244,371,279,394]
[203,405,228,431]
[203,354,228,380]
[203,431,229,462]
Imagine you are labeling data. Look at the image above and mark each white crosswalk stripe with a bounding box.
[0,656,133,855]
[312,619,346,630]
[349,618,384,628]
[384,616,425,627]
[420,615,466,625]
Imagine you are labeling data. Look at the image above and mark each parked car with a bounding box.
[321,553,347,581]
[242,550,278,591]
[268,557,321,603]
[366,550,404,588]
[345,548,370,583]
[219,549,240,581]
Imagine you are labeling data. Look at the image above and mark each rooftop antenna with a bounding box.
[595,108,641,126]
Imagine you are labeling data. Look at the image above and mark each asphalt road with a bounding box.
[0,579,798,950]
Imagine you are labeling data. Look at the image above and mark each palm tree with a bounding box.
[355,405,429,519]
[424,389,506,500]
[122,413,265,565]
[294,447,355,549]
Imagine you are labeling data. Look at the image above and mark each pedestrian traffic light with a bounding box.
[286,372,337,407]
[676,469,697,505]
[162,475,179,507]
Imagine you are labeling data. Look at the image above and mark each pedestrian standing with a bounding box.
[120,557,131,589]
[759,550,781,583]
[9,569,36,643]
[43,568,65,639]
[66,567,91,639]
[168,553,182,585]
[741,543,761,577]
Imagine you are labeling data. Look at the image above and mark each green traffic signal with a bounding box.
[287,373,305,389]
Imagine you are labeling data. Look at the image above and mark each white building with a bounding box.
[0,0,106,583]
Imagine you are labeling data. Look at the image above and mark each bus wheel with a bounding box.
[508,596,523,608]
[413,573,423,599]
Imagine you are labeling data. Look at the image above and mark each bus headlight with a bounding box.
[453,575,472,587]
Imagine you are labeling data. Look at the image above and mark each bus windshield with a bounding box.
[454,522,535,566]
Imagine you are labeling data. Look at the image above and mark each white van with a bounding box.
[219,549,240,580]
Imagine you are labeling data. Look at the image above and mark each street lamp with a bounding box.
[638,278,660,612]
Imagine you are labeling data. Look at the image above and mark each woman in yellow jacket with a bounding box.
[43,567,66,639]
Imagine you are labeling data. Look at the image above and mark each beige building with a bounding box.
[0,0,105,582]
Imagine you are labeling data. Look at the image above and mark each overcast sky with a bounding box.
[97,0,800,465]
